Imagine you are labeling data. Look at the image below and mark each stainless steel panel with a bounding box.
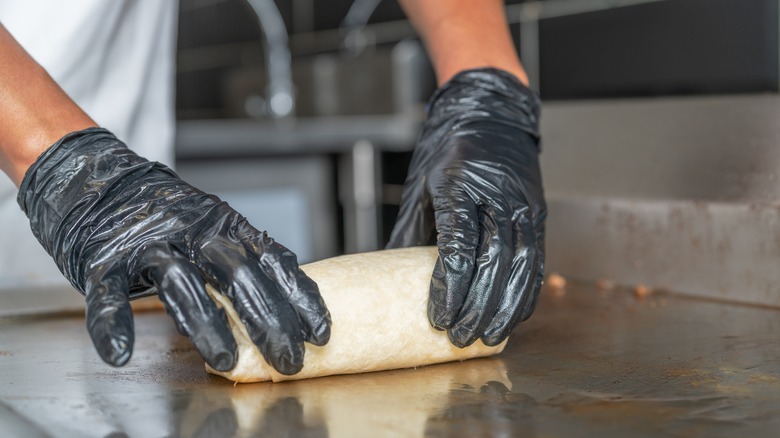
[547,197,780,306]
[541,94,780,202]
[542,94,780,306]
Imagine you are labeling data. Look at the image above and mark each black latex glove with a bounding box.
[387,68,546,348]
[18,128,330,375]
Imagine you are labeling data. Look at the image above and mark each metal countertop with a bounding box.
[2,281,780,437]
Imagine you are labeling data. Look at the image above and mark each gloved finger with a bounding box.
[481,214,542,346]
[137,242,237,372]
[84,264,134,367]
[235,222,330,346]
[196,244,305,375]
[519,239,545,323]
[427,191,479,330]
[252,235,331,346]
[386,179,435,248]
[448,204,514,347]
[230,270,306,375]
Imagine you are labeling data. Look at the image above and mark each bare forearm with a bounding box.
[0,23,96,186]
[398,0,528,86]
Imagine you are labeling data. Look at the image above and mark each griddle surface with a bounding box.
[2,282,780,437]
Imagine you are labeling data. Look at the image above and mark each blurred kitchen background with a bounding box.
[174,0,780,307]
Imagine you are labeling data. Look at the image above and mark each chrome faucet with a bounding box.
[245,0,295,118]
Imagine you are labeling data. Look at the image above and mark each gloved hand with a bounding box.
[18,128,330,375]
[387,68,546,348]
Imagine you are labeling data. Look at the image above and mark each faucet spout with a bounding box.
[245,0,295,118]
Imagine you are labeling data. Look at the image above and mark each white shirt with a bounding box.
[0,0,178,287]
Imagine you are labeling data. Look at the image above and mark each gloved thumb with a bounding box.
[386,181,435,248]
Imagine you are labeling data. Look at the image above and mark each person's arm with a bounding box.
[1,22,330,374]
[389,1,546,348]
[0,23,95,185]
[397,0,528,86]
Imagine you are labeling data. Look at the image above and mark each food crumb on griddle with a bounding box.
[546,273,567,296]
[633,284,652,300]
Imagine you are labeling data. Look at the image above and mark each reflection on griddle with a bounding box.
[177,357,509,437]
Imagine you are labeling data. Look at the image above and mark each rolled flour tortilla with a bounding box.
[205,246,507,382]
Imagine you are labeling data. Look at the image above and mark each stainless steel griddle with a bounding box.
[2,280,780,437]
